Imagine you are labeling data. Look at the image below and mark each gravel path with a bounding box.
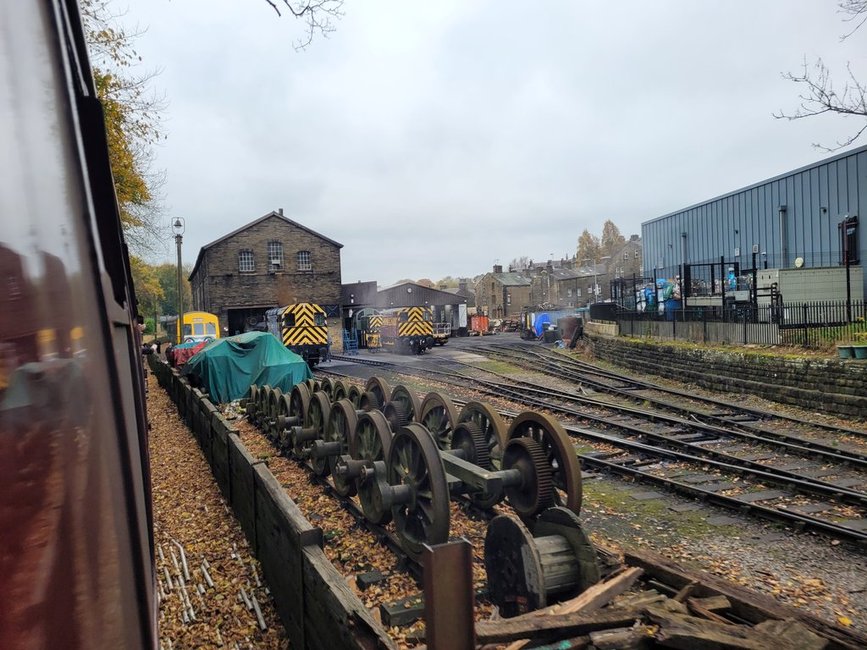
[148,374,289,649]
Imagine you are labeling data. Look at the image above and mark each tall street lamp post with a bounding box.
[172,217,185,343]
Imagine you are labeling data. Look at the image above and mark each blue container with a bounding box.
[837,345,855,359]
[664,299,682,321]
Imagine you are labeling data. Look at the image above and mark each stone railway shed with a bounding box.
[189,210,342,335]
[642,144,867,298]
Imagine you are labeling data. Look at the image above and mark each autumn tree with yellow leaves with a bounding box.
[82,0,165,255]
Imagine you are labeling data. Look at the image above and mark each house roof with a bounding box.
[377,282,468,307]
[189,210,343,280]
[491,272,531,286]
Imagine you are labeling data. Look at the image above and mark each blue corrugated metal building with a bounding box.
[641,144,866,298]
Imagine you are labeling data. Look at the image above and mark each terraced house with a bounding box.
[189,209,343,335]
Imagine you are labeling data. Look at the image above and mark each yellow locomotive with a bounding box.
[264,302,330,367]
[378,306,434,354]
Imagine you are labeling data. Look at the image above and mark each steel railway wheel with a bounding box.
[352,410,394,525]
[318,376,334,400]
[388,385,421,422]
[305,378,320,394]
[383,401,410,432]
[276,394,293,450]
[331,380,348,403]
[325,399,358,497]
[299,391,331,476]
[388,423,450,559]
[452,420,501,508]
[287,383,311,455]
[256,384,272,428]
[507,412,582,515]
[458,402,508,468]
[266,388,283,441]
[364,376,390,410]
[247,384,260,424]
[359,391,379,412]
[451,421,492,469]
[419,392,458,450]
[501,437,554,518]
[347,384,362,408]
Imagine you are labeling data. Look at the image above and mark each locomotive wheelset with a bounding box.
[244,376,584,559]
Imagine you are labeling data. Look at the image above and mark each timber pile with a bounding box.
[472,549,867,650]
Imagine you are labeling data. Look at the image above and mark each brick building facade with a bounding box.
[189,210,342,335]
[475,265,532,318]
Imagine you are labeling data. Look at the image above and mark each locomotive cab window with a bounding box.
[399,312,409,322]
[283,313,296,327]
[314,313,326,326]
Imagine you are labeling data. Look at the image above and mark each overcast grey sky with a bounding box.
[126,0,863,285]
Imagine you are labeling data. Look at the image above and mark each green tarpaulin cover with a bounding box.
[182,332,313,403]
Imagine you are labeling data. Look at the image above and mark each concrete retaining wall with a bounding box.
[147,357,395,649]
[587,336,867,417]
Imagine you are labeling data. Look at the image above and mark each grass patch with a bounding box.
[476,359,522,375]
[582,479,736,539]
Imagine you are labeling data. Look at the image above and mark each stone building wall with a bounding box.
[190,213,342,332]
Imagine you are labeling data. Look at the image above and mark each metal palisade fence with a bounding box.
[616,299,867,348]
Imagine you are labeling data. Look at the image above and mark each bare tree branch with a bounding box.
[839,0,867,40]
[776,1,867,150]
[262,0,345,50]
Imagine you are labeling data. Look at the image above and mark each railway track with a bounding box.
[478,343,867,446]
[150,357,867,648]
[325,354,867,544]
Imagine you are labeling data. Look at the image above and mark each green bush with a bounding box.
[144,317,155,335]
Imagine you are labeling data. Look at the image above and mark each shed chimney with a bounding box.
[278,208,284,216]
[493,264,503,274]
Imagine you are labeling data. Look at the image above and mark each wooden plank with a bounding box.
[475,610,639,645]
[228,433,262,547]
[535,567,644,617]
[691,595,732,612]
[210,414,230,499]
[505,568,644,650]
[754,620,828,650]
[302,546,397,650]
[624,548,867,650]
[590,626,654,650]
[647,606,803,650]
[254,463,322,647]
[687,597,734,625]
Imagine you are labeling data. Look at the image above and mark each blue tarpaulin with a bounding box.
[533,313,552,337]
[182,332,313,403]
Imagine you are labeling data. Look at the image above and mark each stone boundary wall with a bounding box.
[147,356,395,650]
[587,335,867,418]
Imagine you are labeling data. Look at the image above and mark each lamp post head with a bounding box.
[171,217,185,236]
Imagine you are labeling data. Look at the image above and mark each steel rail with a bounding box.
[323,359,867,544]
[482,343,867,440]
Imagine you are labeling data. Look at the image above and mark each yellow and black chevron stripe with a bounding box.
[398,307,433,337]
[281,302,328,346]
[368,315,383,330]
